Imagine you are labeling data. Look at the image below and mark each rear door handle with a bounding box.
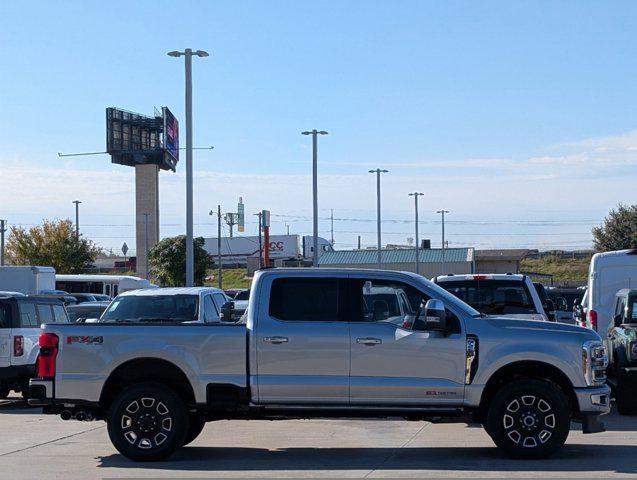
[356,337,382,345]
[263,336,289,344]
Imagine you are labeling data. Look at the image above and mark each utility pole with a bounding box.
[369,169,389,269]
[263,211,270,268]
[357,235,361,250]
[255,212,263,269]
[409,192,424,275]
[72,200,81,238]
[286,224,290,235]
[142,213,150,280]
[210,207,223,289]
[437,210,450,275]
[301,129,328,267]
[224,213,238,238]
[330,209,334,246]
[0,220,6,266]
[167,47,209,287]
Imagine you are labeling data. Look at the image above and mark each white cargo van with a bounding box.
[583,249,637,333]
[0,266,56,295]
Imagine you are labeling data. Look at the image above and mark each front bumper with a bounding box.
[574,384,611,434]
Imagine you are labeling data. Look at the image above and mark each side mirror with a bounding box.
[545,299,556,321]
[614,314,623,328]
[220,301,235,322]
[557,297,568,311]
[424,299,447,332]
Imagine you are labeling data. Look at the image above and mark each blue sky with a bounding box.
[2,1,637,253]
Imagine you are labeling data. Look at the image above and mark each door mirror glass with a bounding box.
[424,299,447,331]
[220,301,235,322]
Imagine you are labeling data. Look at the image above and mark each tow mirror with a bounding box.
[220,301,235,322]
[424,299,447,332]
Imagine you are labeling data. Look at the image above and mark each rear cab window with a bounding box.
[19,302,39,327]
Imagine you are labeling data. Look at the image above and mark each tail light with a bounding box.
[588,310,598,331]
[13,336,23,357]
[37,333,59,379]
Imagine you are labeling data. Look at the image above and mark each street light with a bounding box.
[437,209,450,275]
[167,48,209,286]
[369,169,389,269]
[408,192,424,275]
[72,200,82,238]
[301,129,328,267]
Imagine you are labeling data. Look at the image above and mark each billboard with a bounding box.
[237,197,245,232]
[162,107,179,170]
[106,106,179,171]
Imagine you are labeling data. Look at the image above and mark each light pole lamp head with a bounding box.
[167,51,183,57]
[195,50,209,57]
[318,131,328,135]
[301,131,311,135]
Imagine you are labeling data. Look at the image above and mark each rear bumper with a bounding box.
[0,364,36,385]
[28,378,53,406]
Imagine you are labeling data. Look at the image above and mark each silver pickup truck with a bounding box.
[29,268,610,461]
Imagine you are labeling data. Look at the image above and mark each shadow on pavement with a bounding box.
[97,444,637,474]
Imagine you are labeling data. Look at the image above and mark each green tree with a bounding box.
[592,204,637,252]
[148,235,210,286]
[6,219,101,273]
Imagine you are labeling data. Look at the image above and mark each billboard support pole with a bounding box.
[217,205,222,289]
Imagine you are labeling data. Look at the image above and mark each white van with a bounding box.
[582,249,637,333]
[55,274,154,299]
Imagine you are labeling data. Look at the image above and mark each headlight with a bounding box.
[582,340,608,386]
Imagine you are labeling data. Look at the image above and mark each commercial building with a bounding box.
[317,247,475,278]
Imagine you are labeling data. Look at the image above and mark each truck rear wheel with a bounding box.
[107,382,188,461]
[486,379,570,459]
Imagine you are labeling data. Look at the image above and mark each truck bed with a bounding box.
[41,322,247,404]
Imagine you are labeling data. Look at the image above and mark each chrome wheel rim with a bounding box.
[120,396,173,450]
[502,395,555,448]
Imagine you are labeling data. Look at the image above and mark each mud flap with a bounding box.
[582,414,605,434]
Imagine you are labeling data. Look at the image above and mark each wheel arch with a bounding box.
[99,357,196,411]
[477,360,577,421]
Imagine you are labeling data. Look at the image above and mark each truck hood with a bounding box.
[483,316,601,341]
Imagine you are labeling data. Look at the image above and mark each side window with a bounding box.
[19,302,38,327]
[269,278,338,321]
[631,300,637,322]
[113,285,119,297]
[37,304,54,324]
[358,280,427,324]
[52,305,69,323]
[203,295,218,322]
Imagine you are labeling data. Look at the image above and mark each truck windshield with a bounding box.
[438,280,538,316]
[100,295,199,323]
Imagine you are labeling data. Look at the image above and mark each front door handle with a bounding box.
[263,336,289,344]
[356,337,382,345]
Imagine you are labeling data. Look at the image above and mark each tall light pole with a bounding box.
[409,192,424,275]
[369,169,389,269]
[72,200,81,238]
[0,219,6,266]
[168,48,209,287]
[301,129,328,267]
[437,209,450,275]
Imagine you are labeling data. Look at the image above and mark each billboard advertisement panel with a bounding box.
[163,107,179,170]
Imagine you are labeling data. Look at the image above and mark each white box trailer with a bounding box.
[0,266,56,295]
[203,234,333,266]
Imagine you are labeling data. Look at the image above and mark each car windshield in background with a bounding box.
[439,280,537,316]
[235,290,250,301]
[100,295,199,323]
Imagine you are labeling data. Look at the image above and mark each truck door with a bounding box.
[255,276,349,404]
[348,277,466,406]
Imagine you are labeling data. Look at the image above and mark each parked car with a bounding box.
[231,289,250,320]
[65,293,103,304]
[581,249,637,332]
[0,291,26,297]
[433,274,548,321]
[99,287,232,324]
[30,293,78,306]
[30,268,609,461]
[0,295,70,398]
[66,302,111,323]
[604,288,637,414]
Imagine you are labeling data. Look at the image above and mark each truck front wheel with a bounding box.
[107,382,188,461]
[486,379,570,459]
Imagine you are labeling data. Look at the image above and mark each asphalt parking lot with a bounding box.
[1,396,637,479]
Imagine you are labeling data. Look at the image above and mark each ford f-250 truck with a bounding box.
[29,268,610,461]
